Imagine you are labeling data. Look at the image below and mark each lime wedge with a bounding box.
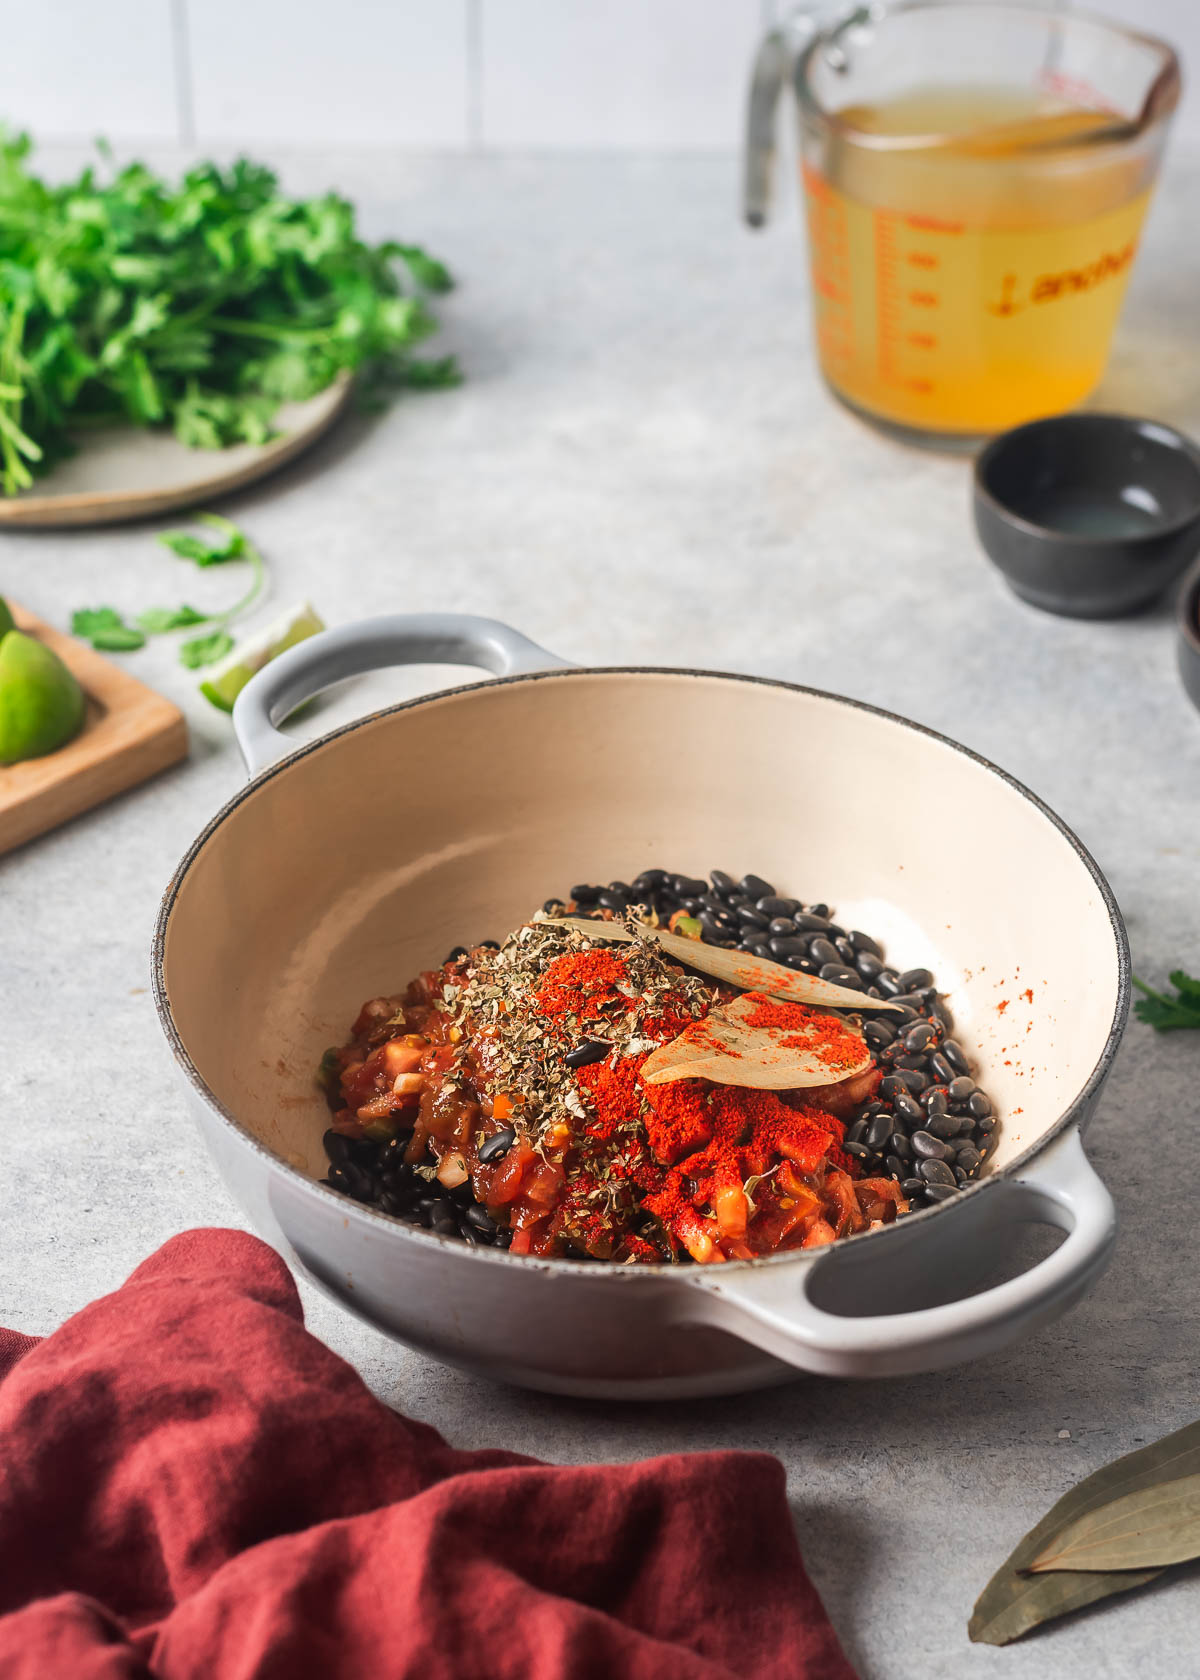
[198,602,325,712]
[0,629,86,764]
[0,598,14,638]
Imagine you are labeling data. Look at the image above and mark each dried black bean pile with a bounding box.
[324,1127,515,1246]
[558,869,1000,1213]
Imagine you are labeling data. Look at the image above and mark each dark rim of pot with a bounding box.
[151,666,1131,1281]
[974,414,1200,549]
[1177,552,1200,657]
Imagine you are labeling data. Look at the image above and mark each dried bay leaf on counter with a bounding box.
[540,917,903,1014]
[1028,1469,1200,1574]
[968,1419,1200,1644]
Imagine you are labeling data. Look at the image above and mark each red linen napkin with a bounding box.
[0,1229,855,1680]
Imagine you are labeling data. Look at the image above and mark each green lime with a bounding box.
[0,598,14,638]
[198,601,325,712]
[0,630,86,764]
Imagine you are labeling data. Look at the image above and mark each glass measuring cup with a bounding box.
[746,1,1181,447]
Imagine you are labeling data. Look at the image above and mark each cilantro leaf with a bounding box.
[71,606,146,651]
[158,512,245,565]
[0,133,457,497]
[178,628,235,669]
[135,604,209,634]
[1132,972,1200,1032]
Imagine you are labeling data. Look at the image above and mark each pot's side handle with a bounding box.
[232,613,571,777]
[678,1127,1115,1379]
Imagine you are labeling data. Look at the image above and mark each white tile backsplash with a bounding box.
[187,0,471,147]
[0,0,1194,151]
[479,0,763,148]
[0,0,178,141]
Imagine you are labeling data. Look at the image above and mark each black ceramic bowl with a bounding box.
[1176,553,1200,715]
[974,414,1200,619]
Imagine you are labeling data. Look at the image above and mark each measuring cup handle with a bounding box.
[743,5,841,228]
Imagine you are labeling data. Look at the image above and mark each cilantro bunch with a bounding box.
[0,133,457,494]
[1133,971,1200,1032]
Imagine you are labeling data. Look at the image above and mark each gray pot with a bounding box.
[153,615,1127,1398]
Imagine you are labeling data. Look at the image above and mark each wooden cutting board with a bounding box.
[0,604,188,856]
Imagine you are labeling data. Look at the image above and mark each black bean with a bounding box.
[889,1003,919,1022]
[709,870,737,896]
[699,913,728,939]
[820,963,863,990]
[911,1130,951,1161]
[667,875,703,899]
[927,1051,954,1085]
[942,1039,970,1075]
[757,896,798,917]
[570,882,600,904]
[632,869,668,893]
[893,1088,922,1126]
[884,1154,905,1179]
[767,917,796,937]
[904,1021,936,1053]
[928,1114,959,1141]
[807,903,831,919]
[850,931,883,958]
[974,1114,997,1135]
[865,1113,893,1151]
[979,1132,999,1161]
[922,1087,949,1115]
[948,1076,975,1103]
[596,890,629,911]
[344,1163,375,1200]
[919,1158,956,1187]
[477,1126,516,1164]
[769,935,806,959]
[895,1056,930,1076]
[842,1141,871,1162]
[889,1132,912,1159]
[564,1039,611,1068]
[930,1006,954,1034]
[379,1191,408,1216]
[444,944,469,964]
[736,904,770,929]
[480,939,501,951]
[892,993,931,1012]
[898,967,933,992]
[323,1129,351,1167]
[900,1177,926,1198]
[847,1118,869,1145]
[863,1019,896,1050]
[432,1216,459,1237]
[681,897,706,915]
[924,1183,959,1202]
[784,953,814,971]
[834,937,857,965]
[326,1165,351,1194]
[875,970,902,998]
[809,937,839,967]
[856,951,884,982]
[463,1203,498,1236]
[956,1146,982,1174]
[741,939,771,959]
[968,1091,994,1119]
[879,1074,907,1102]
[739,874,775,899]
[794,912,835,934]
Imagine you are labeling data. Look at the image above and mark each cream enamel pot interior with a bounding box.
[153,615,1128,1399]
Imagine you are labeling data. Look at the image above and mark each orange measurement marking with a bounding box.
[908,291,938,307]
[907,332,937,348]
[904,214,964,235]
[904,378,934,393]
[907,252,938,269]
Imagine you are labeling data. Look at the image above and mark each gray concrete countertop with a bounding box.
[4,145,1200,1679]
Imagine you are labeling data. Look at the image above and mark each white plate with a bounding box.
[0,374,351,528]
